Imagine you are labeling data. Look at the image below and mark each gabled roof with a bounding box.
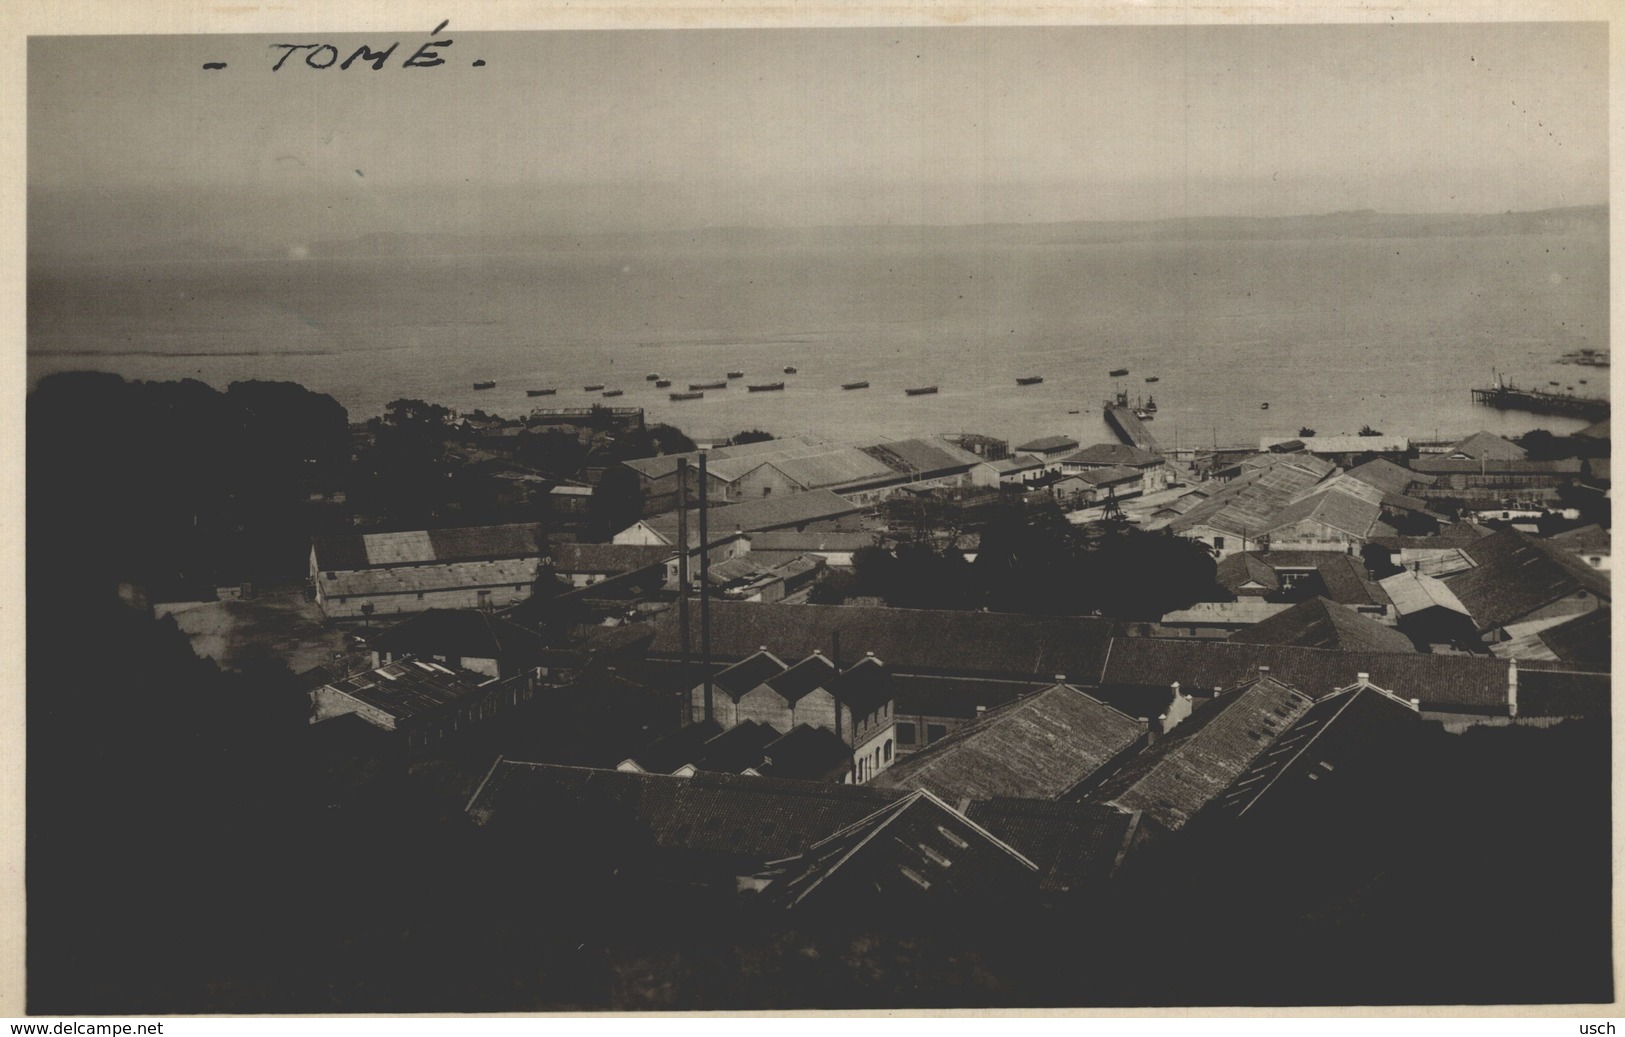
[313,522,547,572]
[1377,569,1471,617]
[1573,418,1610,441]
[367,608,557,663]
[1446,431,1528,461]
[823,655,893,713]
[622,720,724,774]
[961,799,1138,893]
[1160,601,1293,626]
[622,435,831,481]
[465,761,903,863]
[688,720,781,773]
[1063,443,1162,467]
[1263,487,1384,539]
[1410,456,1581,476]
[873,684,1143,802]
[756,790,1039,908]
[639,489,866,544]
[1077,464,1143,486]
[1096,639,1514,711]
[745,530,876,553]
[1208,682,1421,821]
[1340,458,1431,496]
[1314,555,1391,608]
[764,653,839,705]
[986,454,1046,473]
[1090,676,1317,832]
[861,437,984,475]
[1215,552,1281,593]
[649,601,1115,681]
[1546,524,1611,555]
[1491,609,1612,670]
[1167,456,1334,538]
[754,725,854,782]
[1368,524,1491,551]
[314,659,498,724]
[1228,598,1416,654]
[1443,528,1611,633]
[1015,435,1080,454]
[711,650,789,700]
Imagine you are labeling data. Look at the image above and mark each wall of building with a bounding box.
[317,578,536,620]
[733,464,805,500]
[690,683,741,728]
[737,685,796,733]
[852,720,898,784]
[792,688,840,734]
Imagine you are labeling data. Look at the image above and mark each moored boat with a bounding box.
[526,388,557,397]
[1109,367,1129,377]
[1260,402,1269,410]
[905,386,939,396]
[583,383,605,392]
[473,381,497,390]
[655,379,672,388]
[783,366,798,374]
[727,371,745,379]
[1145,376,1159,383]
[690,381,727,391]
[602,389,624,398]
[1016,376,1044,386]
[670,391,704,401]
[842,381,870,390]
[748,382,786,392]
[645,373,661,381]
[1144,396,1157,412]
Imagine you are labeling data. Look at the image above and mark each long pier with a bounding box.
[1104,404,1162,455]
[1470,385,1608,422]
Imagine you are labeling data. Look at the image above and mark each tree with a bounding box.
[730,429,775,445]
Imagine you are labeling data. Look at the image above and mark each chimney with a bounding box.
[1139,716,1155,747]
[1409,697,1421,712]
[975,704,987,716]
[1508,658,1519,718]
[1054,674,1067,684]
[1256,665,1270,680]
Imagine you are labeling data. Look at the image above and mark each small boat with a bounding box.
[748,382,786,392]
[526,388,557,397]
[1549,381,1561,386]
[670,391,704,401]
[1580,379,1589,384]
[1260,402,1269,410]
[689,381,727,391]
[601,389,624,398]
[473,381,497,391]
[645,373,661,381]
[842,381,870,390]
[1298,426,1316,437]
[583,383,605,392]
[1358,425,1382,437]
[1110,367,1130,377]
[783,366,798,374]
[1144,396,1157,413]
[1145,376,1160,383]
[905,386,939,396]
[1016,376,1044,386]
[1067,409,1080,415]
[654,379,672,388]
[727,371,744,379]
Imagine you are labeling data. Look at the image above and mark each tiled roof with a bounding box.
[765,653,839,704]
[1167,457,1333,537]
[1546,524,1611,554]
[1015,435,1080,454]
[465,761,904,863]
[552,542,675,574]
[1492,609,1612,670]
[1228,598,1416,654]
[1340,458,1431,496]
[1446,431,1528,461]
[1208,682,1422,821]
[711,650,789,700]
[1314,555,1391,607]
[1410,456,1582,475]
[1160,601,1293,625]
[873,684,1143,802]
[755,725,855,782]
[891,675,1048,720]
[1090,676,1317,832]
[313,522,547,572]
[756,790,1038,908]
[1096,638,1513,710]
[1077,465,1142,486]
[320,558,543,599]
[648,601,1116,680]
[315,659,498,723]
[690,720,781,773]
[1444,528,1611,633]
[1215,552,1281,593]
[961,798,1138,893]
[1515,668,1612,719]
[745,531,876,553]
[1263,487,1384,539]
[367,608,557,663]
[1063,443,1162,467]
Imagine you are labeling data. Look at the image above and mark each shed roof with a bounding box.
[640,489,866,544]
[861,437,983,475]
[1340,458,1431,496]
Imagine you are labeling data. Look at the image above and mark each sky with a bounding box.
[28,22,1609,255]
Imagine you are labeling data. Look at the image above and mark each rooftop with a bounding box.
[552,542,675,574]
[313,522,547,573]
[1063,443,1162,467]
[1015,435,1080,454]
[1443,528,1611,633]
[367,608,559,664]
[765,653,840,705]
[314,659,499,724]
[1445,431,1528,461]
[1228,597,1416,654]
[711,650,789,701]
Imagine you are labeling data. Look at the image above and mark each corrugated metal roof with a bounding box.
[766,449,897,489]
[321,558,543,598]
[862,437,983,475]
[313,523,546,572]
[1063,443,1161,467]
[1377,570,1470,617]
[1444,528,1611,633]
[1015,436,1079,454]
[317,659,497,723]
[1264,487,1383,539]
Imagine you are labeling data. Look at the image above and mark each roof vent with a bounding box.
[1356,671,1370,684]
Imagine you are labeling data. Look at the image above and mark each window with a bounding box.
[883,739,893,763]
[1213,536,1226,551]
[926,723,948,744]
[897,722,917,745]
[417,591,425,600]
[762,487,772,496]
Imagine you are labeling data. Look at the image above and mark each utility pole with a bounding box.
[699,451,713,724]
[676,458,691,696]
